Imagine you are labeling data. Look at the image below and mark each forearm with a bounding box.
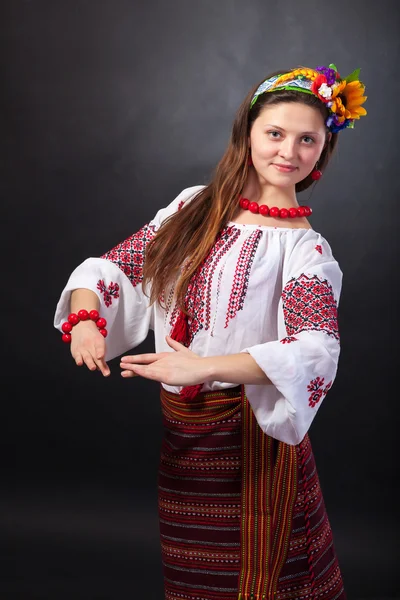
[202,352,272,385]
[70,288,100,313]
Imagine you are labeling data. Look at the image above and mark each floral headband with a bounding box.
[250,64,367,133]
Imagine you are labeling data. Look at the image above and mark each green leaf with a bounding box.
[328,63,338,72]
[345,68,360,83]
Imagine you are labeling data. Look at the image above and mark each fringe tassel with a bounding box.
[170,309,190,345]
[170,309,204,400]
[179,382,204,400]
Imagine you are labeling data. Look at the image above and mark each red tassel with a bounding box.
[170,309,204,400]
[170,309,190,345]
[179,383,204,400]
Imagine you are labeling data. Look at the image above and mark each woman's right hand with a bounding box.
[70,320,110,376]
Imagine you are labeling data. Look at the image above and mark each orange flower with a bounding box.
[343,80,367,118]
[331,80,367,120]
[331,98,347,123]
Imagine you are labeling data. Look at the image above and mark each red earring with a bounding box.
[311,162,322,180]
[248,151,252,166]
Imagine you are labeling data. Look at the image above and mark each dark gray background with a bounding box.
[1,0,399,598]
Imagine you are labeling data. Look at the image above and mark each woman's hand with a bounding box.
[70,320,110,376]
[119,336,210,386]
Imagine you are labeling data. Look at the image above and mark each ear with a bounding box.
[326,131,332,144]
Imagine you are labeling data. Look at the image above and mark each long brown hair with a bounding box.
[142,70,339,316]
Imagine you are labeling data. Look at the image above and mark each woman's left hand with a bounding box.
[119,335,210,386]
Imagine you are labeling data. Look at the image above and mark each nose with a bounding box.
[278,137,296,161]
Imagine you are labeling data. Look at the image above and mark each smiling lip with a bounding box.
[273,164,297,172]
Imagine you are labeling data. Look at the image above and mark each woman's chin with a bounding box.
[260,174,299,189]
[254,167,302,188]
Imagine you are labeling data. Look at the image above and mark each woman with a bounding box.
[54,64,367,599]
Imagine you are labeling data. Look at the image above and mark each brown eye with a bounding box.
[268,131,281,138]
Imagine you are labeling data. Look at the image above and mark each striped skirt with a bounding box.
[158,384,346,600]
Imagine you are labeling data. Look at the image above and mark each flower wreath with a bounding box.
[250,63,367,133]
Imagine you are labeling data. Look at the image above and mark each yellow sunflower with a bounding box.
[330,97,347,123]
[331,80,367,121]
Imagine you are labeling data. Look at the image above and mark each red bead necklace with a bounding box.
[239,197,312,219]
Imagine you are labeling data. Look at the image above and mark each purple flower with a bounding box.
[316,65,336,86]
[330,119,352,133]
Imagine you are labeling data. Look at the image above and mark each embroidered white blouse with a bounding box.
[54,185,343,445]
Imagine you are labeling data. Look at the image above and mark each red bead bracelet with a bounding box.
[61,309,108,343]
[239,197,312,218]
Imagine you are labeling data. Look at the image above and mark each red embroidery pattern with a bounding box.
[315,244,322,254]
[211,260,227,336]
[96,280,120,307]
[178,200,185,211]
[169,226,241,344]
[282,273,339,340]
[162,285,176,326]
[101,223,157,286]
[280,336,298,344]
[225,230,263,328]
[307,377,332,407]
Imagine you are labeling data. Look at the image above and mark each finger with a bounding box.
[91,346,110,376]
[121,370,138,378]
[120,363,149,376]
[93,345,110,375]
[119,361,141,372]
[74,352,84,367]
[166,335,182,346]
[81,350,98,372]
[96,358,110,377]
[122,364,162,382]
[120,354,162,365]
[165,335,191,352]
[94,341,106,361]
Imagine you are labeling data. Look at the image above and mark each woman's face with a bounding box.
[249,101,330,187]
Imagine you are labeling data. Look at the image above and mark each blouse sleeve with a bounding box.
[240,235,343,445]
[53,185,205,361]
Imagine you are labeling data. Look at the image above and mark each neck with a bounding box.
[242,169,299,208]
